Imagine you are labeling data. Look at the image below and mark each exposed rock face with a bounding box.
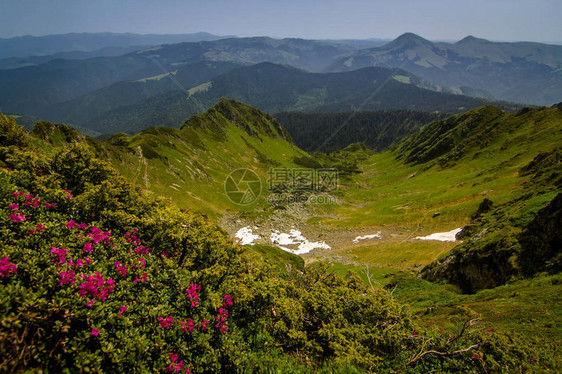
[518,193,562,275]
[420,231,519,294]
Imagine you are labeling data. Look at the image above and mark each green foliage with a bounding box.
[0,113,29,147]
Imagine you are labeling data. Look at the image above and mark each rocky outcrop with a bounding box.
[518,193,562,275]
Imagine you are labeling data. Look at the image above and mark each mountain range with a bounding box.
[0,31,236,59]
[330,33,562,105]
[0,32,560,136]
[52,62,515,134]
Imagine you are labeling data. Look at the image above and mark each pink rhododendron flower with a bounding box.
[8,203,18,210]
[66,220,76,229]
[201,320,209,330]
[77,223,88,229]
[24,194,33,200]
[78,272,115,301]
[11,191,23,198]
[124,231,141,245]
[44,202,56,209]
[86,299,94,307]
[32,198,40,208]
[134,245,148,254]
[186,284,201,308]
[0,256,17,277]
[137,257,146,268]
[84,257,93,264]
[114,261,127,278]
[50,246,68,264]
[119,306,127,317]
[91,328,100,336]
[222,294,233,307]
[59,269,76,285]
[88,227,111,244]
[8,213,26,222]
[180,319,195,333]
[134,272,148,282]
[83,242,93,252]
[215,308,229,332]
[29,223,46,235]
[168,353,183,372]
[158,316,173,329]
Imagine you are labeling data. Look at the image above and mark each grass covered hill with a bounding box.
[32,98,310,217]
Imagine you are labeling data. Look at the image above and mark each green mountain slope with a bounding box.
[322,105,561,293]
[35,98,309,216]
[77,62,515,134]
[330,32,562,105]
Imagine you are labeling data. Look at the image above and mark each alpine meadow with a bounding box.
[0,1,561,373]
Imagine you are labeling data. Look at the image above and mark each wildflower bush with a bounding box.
[0,115,534,373]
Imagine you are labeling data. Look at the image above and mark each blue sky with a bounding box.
[1,0,560,42]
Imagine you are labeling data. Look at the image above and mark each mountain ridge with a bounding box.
[330,32,562,105]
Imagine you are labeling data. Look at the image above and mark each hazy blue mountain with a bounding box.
[62,62,517,134]
[49,61,243,126]
[0,32,236,59]
[0,45,151,70]
[329,32,562,105]
[0,37,355,116]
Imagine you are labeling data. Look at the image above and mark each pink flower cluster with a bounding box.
[114,261,127,279]
[87,227,111,244]
[59,269,76,285]
[215,295,233,332]
[124,230,141,246]
[168,353,190,373]
[78,272,115,303]
[8,212,26,222]
[180,319,195,333]
[158,316,174,329]
[51,246,69,264]
[134,272,148,282]
[215,308,229,332]
[0,256,17,277]
[186,284,201,308]
[29,223,45,235]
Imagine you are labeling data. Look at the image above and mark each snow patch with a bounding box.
[270,229,330,255]
[415,228,462,242]
[353,232,382,243]
[235,227,260,245]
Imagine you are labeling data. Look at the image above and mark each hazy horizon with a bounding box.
[1,0,560,44]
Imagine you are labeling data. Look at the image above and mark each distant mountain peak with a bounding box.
[387,32,431,48]
[456,35,489,44]
[395,32,429,43]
